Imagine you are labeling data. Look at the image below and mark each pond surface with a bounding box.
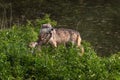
[55,5,120,56]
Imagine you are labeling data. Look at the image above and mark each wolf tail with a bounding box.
[80,45,84,56]
[77,34,84,56]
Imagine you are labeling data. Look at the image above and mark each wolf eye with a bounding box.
[51,28,53,31]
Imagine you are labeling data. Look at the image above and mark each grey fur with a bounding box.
[37,23,84,55]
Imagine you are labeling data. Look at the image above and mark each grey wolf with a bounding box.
[30,23,84,55]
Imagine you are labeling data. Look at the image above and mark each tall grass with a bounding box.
[0,24,120,80]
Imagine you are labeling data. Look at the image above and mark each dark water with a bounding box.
[57,20,120,56]
[56,5,120,56]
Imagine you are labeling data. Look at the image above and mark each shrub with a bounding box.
[0,24,120,80]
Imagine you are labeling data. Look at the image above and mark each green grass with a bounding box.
[0,25,120,80]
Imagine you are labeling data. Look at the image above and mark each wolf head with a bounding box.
[40,23,53,33]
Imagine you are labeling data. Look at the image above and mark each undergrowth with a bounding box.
[0,24,120,80]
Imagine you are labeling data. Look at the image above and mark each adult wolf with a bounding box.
[30,23,84,55]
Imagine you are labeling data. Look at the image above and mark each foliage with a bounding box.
[25,14,57,33]
[0,24,120,80]
[35,14,57,27]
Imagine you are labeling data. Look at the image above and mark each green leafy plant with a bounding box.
[35,14,57,27]
[0,19,120,80]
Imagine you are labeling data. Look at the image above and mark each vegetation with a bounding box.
[0,18,120,80]
[0,1,120,79]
